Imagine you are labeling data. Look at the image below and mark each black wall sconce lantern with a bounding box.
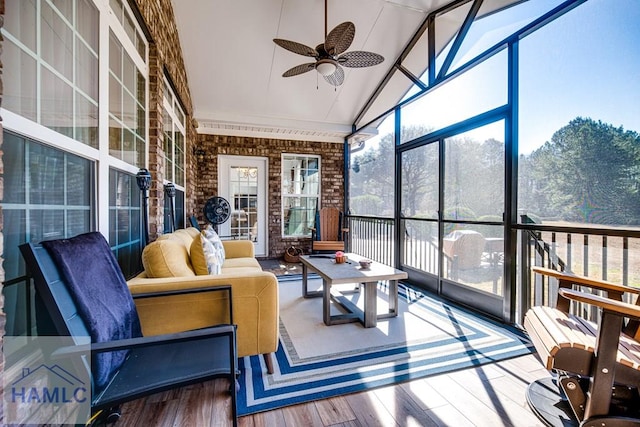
[136,168,152,246]
[164,182,176,233]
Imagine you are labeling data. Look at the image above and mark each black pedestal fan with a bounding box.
[203,196,231,233]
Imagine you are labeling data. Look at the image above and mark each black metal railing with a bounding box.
[518,218,640,323]
[347,214,640,325]
[347,215,395,266]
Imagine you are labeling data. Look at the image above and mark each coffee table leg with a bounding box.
[302,263,308,297]
[323,279,331,326]
[389,280,398,316]
[363,281,378,328]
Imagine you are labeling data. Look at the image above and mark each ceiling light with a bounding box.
[316,59,337,76]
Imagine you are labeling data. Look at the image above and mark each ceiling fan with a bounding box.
[273,0,384,87]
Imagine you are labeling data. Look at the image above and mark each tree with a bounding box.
[526,117,640,225]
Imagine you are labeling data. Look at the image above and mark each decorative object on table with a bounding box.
[358,259,372,269]
[284,246,303,263]
[136,168,152,246]
[204,196,231,233]
[334,251,347,264]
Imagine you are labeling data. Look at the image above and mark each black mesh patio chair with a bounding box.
[20,232,238,426]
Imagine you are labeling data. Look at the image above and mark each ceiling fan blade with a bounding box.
[282,63,316,77]
[273,39,318,57]
[325,22,355,56]
[323,65,345,86]
[337,51,384,68]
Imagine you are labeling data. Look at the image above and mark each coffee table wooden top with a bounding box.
[299,253,408,284]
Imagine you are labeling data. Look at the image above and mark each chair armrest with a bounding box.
[559,288,640,321]
[533,267,640,296]
[52,324,236,357]
[533,266,640,313]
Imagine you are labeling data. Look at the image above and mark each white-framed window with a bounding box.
[281,154,320,237]
[3,0,100,147]
[162,77,186,187]
[2,0,149,278]
[162,77,186,231]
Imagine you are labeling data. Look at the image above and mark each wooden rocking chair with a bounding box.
[309,207,349,253]
[524,267,640,427]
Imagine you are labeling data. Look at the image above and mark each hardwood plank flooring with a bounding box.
[117,353,552,426]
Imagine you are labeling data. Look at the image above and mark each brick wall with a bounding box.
[196,134,345,258]
[132,0,198,238]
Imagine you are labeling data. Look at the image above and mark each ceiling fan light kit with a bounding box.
[316,59,338,76]
[273,1,384,87]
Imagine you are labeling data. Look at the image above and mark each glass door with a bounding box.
[218,156,268,256]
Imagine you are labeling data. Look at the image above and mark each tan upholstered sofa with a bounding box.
[126,227,279,373]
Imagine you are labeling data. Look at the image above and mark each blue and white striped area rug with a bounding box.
[237,275,533,416]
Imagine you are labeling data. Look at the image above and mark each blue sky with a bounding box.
[518,0,640,153]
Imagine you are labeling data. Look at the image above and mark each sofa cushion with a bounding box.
[201,226,226,274]
[189,234,209,275]
[142,239,196,278]
[190,233,225,275]
[222,257,262,269]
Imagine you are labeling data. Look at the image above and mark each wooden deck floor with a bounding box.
[116,353,551,427]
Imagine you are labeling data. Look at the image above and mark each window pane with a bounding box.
[123,52,136,95]
[51,0,72,22]
[76,92,99,148]
[109,169,143,278]
[3,38,37,121]
[76,38,99,100]
[41,66,73,138]
[41,1,73,81]
[282,154,320,236]
[109,74,122,120]
[3,130,27,205]
[175,132,185,187]
[123,91,136,129]
[444,121,505,220]
[403,218,438,275]
[77,0,99,52]
[401,49,507,143]
[29,143,65,205]
[518,0,640,227]
[443,224,504,295]
[449,0,564,72]
[434,1,473,76]
[283,197,317,236]
[109,118,123,157]
[5,0,37,51]
[401,142,438,219]
[67,154,93,206]
[109,31,122,80]
[349,114,395,216]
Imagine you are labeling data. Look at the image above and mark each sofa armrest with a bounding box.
[222,240,254,259]
[127,270,279,358]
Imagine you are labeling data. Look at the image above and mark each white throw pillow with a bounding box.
[202,225,226,274]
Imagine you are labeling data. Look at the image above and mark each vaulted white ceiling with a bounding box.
[171,0,453,142]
